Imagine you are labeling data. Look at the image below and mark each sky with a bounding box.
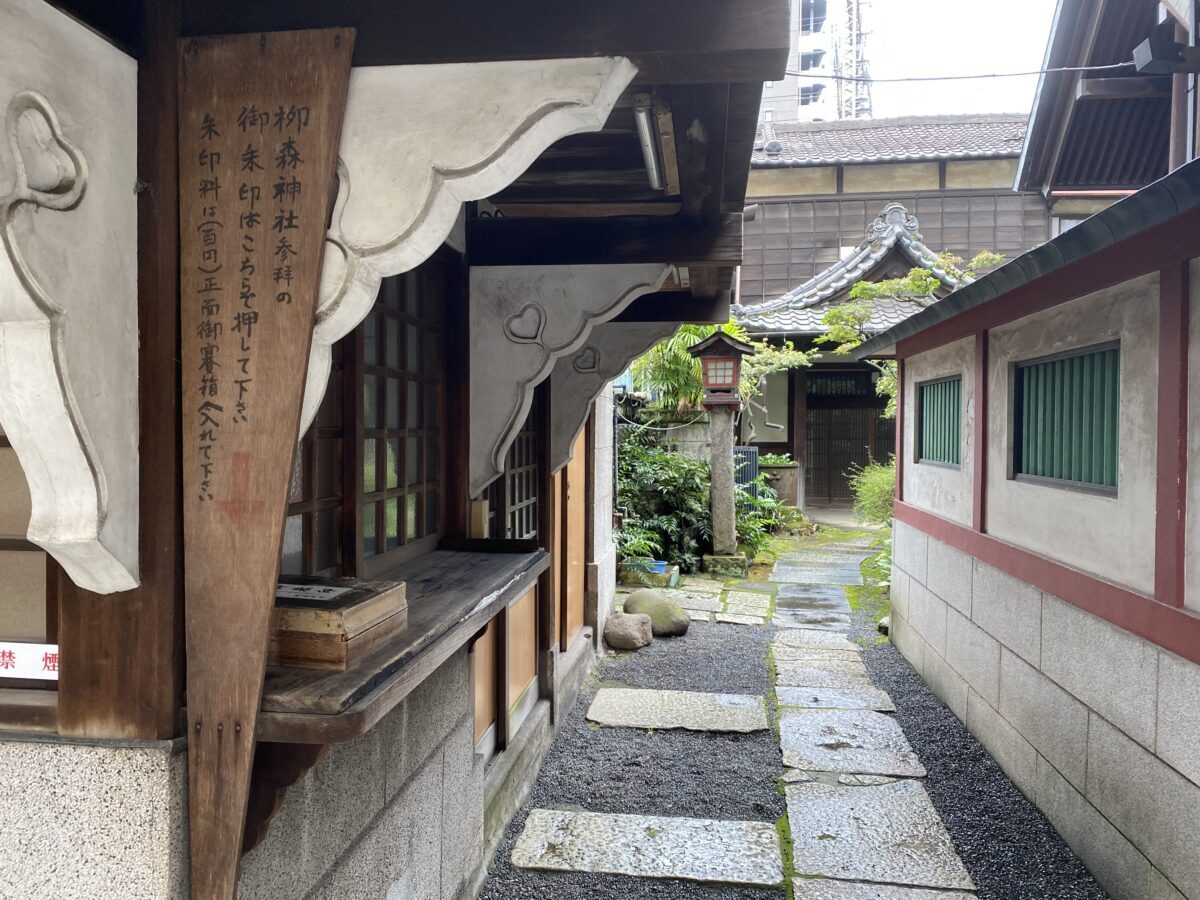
[865,0,1060,118]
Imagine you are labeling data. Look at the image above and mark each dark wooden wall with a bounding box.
[740,189,1051,306]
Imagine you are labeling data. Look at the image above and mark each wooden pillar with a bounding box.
[1156,261,1189,607]
[1171,21,1191,172]
[894,359,905,504]
[791,368,807,509]
[57,0,184,741]
[972,331,988,533]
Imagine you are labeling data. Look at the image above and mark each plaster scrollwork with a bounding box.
[299,56,638,434]
[548,321,682,474]
[469,264,671,497]
[0,91,137,592]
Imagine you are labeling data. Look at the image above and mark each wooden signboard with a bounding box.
[179,29,353,899]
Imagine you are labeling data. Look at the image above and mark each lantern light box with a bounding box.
[688,331,754,410]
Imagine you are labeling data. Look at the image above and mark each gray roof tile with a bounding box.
[754,114,1028,168]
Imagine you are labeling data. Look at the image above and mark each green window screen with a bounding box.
[1014,345,1119,488]
[918,377,961,465]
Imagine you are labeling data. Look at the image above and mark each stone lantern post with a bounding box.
[689,331,754,577]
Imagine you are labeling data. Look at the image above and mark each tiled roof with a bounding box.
[753,114,1028,168]
[733,203,967,335]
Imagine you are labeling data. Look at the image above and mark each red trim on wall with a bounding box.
[896,205,1200,358]
[1156,261,1190,607]
[972,331,988,533]
[895,359,904,501]
[895,501,1200,666]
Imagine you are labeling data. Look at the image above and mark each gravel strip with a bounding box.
[480,621,787,899]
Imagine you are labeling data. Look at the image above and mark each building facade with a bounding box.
[0,1,787,897]
[734,116,1051,505]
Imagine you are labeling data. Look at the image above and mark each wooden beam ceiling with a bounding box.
[466,214,742,268]
[182,0,790,84]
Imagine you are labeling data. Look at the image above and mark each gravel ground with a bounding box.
[480,621,787,900]
[481,534,1110,900]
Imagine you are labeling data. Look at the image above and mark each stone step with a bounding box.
[586,687,769,733]
[792,877,977,898]
[511,808,783,886]
[779,709,926,777]
[777,685,896,712]
[786,780,975,892]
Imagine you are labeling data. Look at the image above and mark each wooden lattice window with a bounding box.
[359,267,444,565]
[1013,343,1119,490]
[281,343,345,577]
[917,376,962,467]
[484,414,540,540]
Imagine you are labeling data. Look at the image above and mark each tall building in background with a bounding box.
[760,0,872,124]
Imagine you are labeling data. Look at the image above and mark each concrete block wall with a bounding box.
[891,520,1200,900]
[240,647,484,900]
[0,736,188,898]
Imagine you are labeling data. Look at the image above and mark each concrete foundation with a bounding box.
[891,520,1200,900]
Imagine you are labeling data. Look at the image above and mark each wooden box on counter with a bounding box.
[269,576,408,671]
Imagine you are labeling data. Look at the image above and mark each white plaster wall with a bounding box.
[891,523,1200,900]
[742,370,789,444]
[589,388,617,634]
[902,337,974,527]
[1184,257,1200,612]
[986,275,1159,595]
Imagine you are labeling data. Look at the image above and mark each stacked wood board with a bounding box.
[269,577,408,670]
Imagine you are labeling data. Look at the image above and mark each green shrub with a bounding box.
[848,457,896,525]
[759,452,794,465]
[735,472,782,558]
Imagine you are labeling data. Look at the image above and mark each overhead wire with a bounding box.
[782,60,1135,84]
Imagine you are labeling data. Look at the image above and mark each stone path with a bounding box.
[507,535,980,896]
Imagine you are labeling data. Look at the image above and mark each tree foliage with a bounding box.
[816,249,1003,416]
[631,322,810,413]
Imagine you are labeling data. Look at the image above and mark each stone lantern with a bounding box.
[689,332,754,575]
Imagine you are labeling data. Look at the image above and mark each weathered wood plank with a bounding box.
[57,0,185,743]
[178,29,353,900]
[467,213,742,268]
[182,0,791,84]
[259,550,548,714]
[0,688,58,733]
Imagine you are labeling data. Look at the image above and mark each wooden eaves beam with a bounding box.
[182,0,790,84]
[466,213,742,268]
[612,289,731,325]
[1076,76,1171,99]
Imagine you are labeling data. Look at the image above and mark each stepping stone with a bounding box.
[838,774,898,785]
[512,809,784,886]
[776,629,860,652]
[716,613,766,626]
[671,593,723,612]
[773,610,853,631]
[726,602,772,617]
[776,583,852,611]
[776,685,895,712]
[774,650,867,673]
[779,709,926,777]
[687,610,711,622]
[586,688,768,732]
[786,780,974,890]
[792,878,976,899]
[681,579,725,594]
[726,590,772,608]
[782,769,815,783]
[776,662,873,691]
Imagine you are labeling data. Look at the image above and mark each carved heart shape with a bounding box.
[504,303,544,344]
[16,107,76,195]
[572,347,600,374]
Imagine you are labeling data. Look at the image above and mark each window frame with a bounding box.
[914,373,963,469]
[1006,340,1120,497]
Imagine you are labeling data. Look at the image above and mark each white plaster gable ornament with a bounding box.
[299,56,638,434]
[470,264,671,496]
[0,92,137,592]
[547,321,681,474]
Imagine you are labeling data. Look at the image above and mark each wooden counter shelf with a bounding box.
[255,548,549,744]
